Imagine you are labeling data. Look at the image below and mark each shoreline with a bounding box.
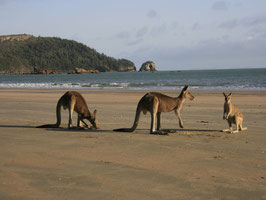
[1,86,266,91]
[1,87,266,94]
[1,88,266,199]
[1,68,265,91]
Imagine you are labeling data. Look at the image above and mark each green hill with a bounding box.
[0,34,136,74]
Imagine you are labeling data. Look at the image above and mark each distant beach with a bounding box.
[0,68,265,91]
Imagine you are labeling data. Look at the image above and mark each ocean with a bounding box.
[0,68,265,91]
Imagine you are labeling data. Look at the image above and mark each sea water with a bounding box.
[0,68,265,91]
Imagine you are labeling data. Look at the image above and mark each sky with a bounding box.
[0,0,266,70]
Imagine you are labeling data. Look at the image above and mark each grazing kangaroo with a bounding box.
[222,92,247,133]
[37,91,99,129]
[113,85,194,134]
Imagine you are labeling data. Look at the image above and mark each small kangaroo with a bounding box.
[113,85,194,134]
[37,91,99,129]
[222,92,247,133]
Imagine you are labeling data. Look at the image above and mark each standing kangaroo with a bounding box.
[113,85,194,134]
[222,92,247,133]
[37,91,99,129]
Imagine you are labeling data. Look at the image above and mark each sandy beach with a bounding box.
[0,88,265,200]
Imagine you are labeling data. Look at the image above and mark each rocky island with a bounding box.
[139,61,156,72]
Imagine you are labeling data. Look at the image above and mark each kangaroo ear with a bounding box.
[183,85,188,91]
[229,92,232,96]
[94,109,97,117]
[223,92,226,97]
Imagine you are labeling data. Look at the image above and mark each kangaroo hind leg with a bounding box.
[156,112,161,131]
[232,117,243,133]
[68,96,76,129]
[150,110,157,134]
[240,126,247,131]
[77,115,81,127]
[239,119,247,131]
[149,97,159,134]
[231,122,240,134]
[150,99,168,135]
[222,121,233,133]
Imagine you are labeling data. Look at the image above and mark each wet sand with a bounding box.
[0,89,266,200]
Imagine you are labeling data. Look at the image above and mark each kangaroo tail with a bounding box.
[36,96,63,128]
[36,123,60,128]
[113,101,142,132]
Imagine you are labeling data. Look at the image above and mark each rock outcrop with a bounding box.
[118,66,136,72]
[139,61,156,72]
[32,67,59,75]
[0,34,32,42]
[68,67,99,74]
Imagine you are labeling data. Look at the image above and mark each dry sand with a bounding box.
[0,89,265,200]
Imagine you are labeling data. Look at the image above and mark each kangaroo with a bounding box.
[37,91,99,129]
[113,85,194,134]
[222,92,247,133]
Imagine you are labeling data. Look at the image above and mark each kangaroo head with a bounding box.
[223,92,232,103]
[182,85,194,100]
[87,109,99,129]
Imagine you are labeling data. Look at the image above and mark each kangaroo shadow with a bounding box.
[0,125,222,134]
[161,128,222,133]
[44,127,111,133]
[0,124,110,133]
[0,125,36,129]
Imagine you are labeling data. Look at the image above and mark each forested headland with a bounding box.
[0,34,136,74]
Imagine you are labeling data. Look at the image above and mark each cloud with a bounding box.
[126,38,143,46]
[127,36,266,69]
[242,16,266,27]
[150,23,167,37]
[212,1,228,11]
[170,21,179,30]
[136,26,149,38]
[219,16,266,29]
[192,22,201,31]
[146,9,159,19]
[219,19,238,29]
[115,31,130,40]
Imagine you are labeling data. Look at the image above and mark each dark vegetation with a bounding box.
[0,34,136,73]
